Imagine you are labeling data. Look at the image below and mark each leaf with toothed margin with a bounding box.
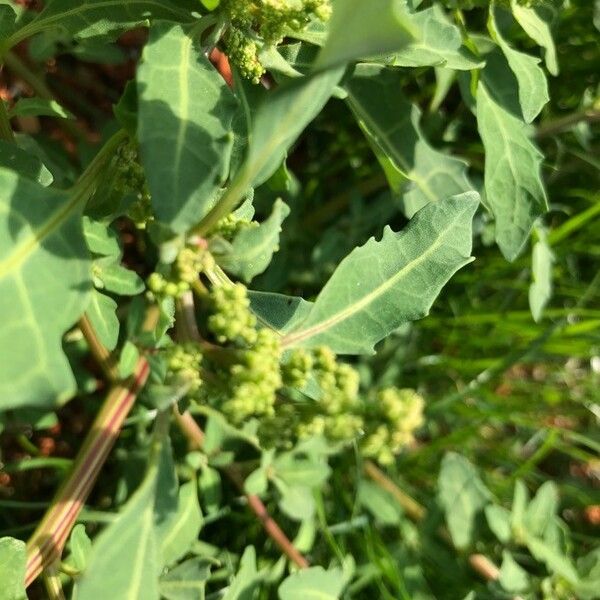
[282,193,479,355]
[219,199,290,283]
[0,168,91,410]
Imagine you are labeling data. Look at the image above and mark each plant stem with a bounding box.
[42,562,66,600]
[0,98,15,142]
[69,129,127,201]
[363,460,522,594]
[174,409,310,569]
[363,461,425,522]
[24,358,150,587]
[79,314,118,381]
[536,106,600,138]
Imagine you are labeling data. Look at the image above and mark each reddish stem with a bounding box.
[25,359,150,586]
[175,410,309,569]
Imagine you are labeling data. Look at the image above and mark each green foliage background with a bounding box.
[0,0,598,598]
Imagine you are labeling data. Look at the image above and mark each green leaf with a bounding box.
[499,550,529,593]
[137,21,238,232]
[358,480,403,526]
[476,51,547,261]
[0,537,26,600]
[245,467,269,496]
[278,566,345,600]
[511,0,558,76]
[529,230,553,322]
[157,481,202,567]
[74,464,161,599]
[118,341,139,378]
[315,0,415,70]
[526,536,579,583]
[510,479,529,534]
[485,504,512,543]
[490,7,549,123]
[83,217,121,256]
[0,169,90,409]
[0,139,53,186]
[524,481,559,538]
[222,546,262,600]
[438,452,491,549]
[85,290,119,351]
[244,68,344,188]
[198,466,221,515]
[94,259,144,295]
[0,5,17,39]
[346,66,473,217]
[248,291,313,335]
[273,452,331,488]
[390,5,483,70]
[282,193,479,355]
[114,80,138,135]
[8,97,72,119]
[2,0,196,51]
[220,199,290,282]
[159,558,212,600]
[277,485,315,521]
[67,524,92,572]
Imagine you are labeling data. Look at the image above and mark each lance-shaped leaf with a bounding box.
[346,65,473,217]
[476,51,547,261]
[245,67,344,188]
[282,193,479,355]
[0,140,53,186]
[138,21,238,232]
[529,229,553,322]
[156,481,202,567]
[86,290,120,351]
[511,0,558,76]
[220,199,290,282]
[0,168,90,410]
[75,423,177,599]
[490,8,549,123]
[389,5,483,70]
[315,0,416,70]
[1,0,196,52]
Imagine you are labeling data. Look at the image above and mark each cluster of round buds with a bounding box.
[223,27,265,84]
[207,283,258,345]
[213,213,258,241]
[361,388,425,465]
[113,140,154,228]
[259,0,331,44]
[293,347,364,443]
[175,246,208,285]
[281,348,313,389]
[163,343,203,394]
[221,328,282,422]
[220,0,331,81]
[146,272,190,299]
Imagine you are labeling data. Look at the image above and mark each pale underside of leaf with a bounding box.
[282,193,479,354]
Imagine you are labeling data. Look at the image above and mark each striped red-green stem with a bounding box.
[25,358,150,587]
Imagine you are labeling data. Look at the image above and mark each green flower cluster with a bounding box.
[281,348,313,389]
[220,0,331,82]
[164,343,203,394]
[207,282,259,345]
[361,388,425,465]
[147,245,210,299]
[114,140,153,228]
[147,272,190,299]
[213,213,258,241]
